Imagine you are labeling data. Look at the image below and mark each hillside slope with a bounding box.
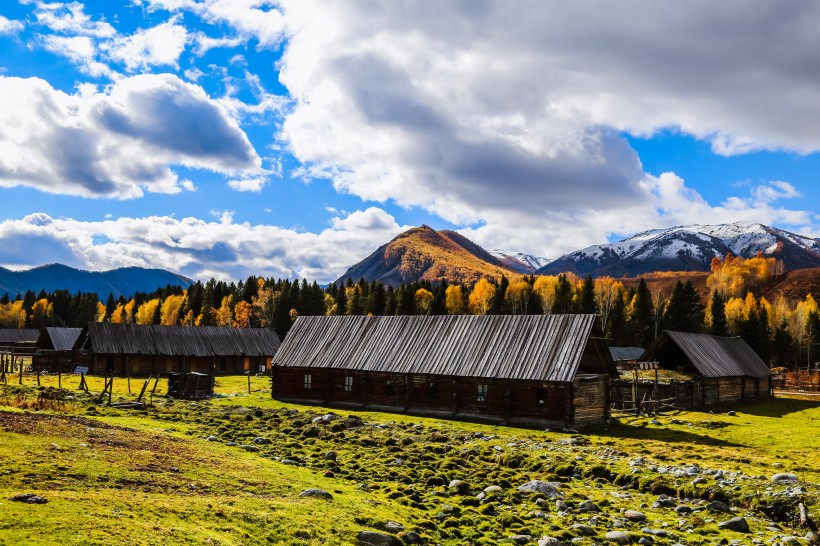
[0,263,193,298]
[336,226,519,286]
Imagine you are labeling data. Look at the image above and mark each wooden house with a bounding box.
[32,327,84,373]
[0,329,40,373]
[272,314,617,427]
[640,331,772,407]
[609,347,645,371]
[81,323,281,376]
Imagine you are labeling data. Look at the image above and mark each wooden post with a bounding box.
[18,355,23,385]
[247,372,251,394]
[36,370,41,386]
[58,368,61,388]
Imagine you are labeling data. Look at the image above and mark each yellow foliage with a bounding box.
[445,285,464,315]
[707,254,780,298]
[505,280,532,315]
[0,301,26,328]
[215,295,235,327]
[30,298,52,328]
[233,301,252,327]
[95,302,107,322]
[414,288,434,315]
[109,303,125,324]
[533,276,558,315]
[124,299,136,324]
[135,299,160,325]
[468,278,496,315]
[160,294,185,326]
[324,294,338,316]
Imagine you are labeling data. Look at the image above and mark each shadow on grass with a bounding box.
[721,396,820,417]
[587,420,745,448]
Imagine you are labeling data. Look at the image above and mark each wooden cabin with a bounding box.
[609,347,645,372]
[640,331,772,407]
[0,329,40,374]
[272,314,617,427]
[32,327,84,373]
[80,323,281,376]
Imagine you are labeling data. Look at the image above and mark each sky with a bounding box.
[0,1,818,283]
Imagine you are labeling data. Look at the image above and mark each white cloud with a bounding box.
[105,19,188,71]
[191,31,245,56]
[40,35,112,77]
[0,208,408,282]
[0,15,25,35]
[33,1,116,38]
[0,74,261,198]
[227,175,267,192]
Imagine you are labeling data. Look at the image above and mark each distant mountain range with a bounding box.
[338,221,820,286]
[336,225,519,286]
[0,264,194,299]
[537,221,820,277]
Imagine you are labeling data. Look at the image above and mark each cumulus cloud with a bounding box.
[0,208,408,282]
[0,74,261,198]
[32,1,116,37]
[0,15,24,35]
[105,19,188,71]
[40,34,112,77]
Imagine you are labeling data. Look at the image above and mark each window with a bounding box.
[477,384,488,403]
[428,382,438,399]
[535,388,547,405]
[303,374,312,390]
[344,376,353,392]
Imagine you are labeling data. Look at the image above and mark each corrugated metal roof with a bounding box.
[0,329,41,344]
[87,323,280,357]
[643,331,771,378]
[42,327,83,351]
[610,346,645,362]
[274,314,613,382]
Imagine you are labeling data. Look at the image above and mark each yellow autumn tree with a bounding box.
[505,280,532,315]
[415,288,434,315]
[594,277,623,328]
[135,299,160,325]
[468,278,496,315]
[0,301,26,328]
[215,295,235,327]
[30,298,52,328]
[533,275,559,315]
[95,301,107,322]
[109,303,126,324]
[445,285,464,315]
[707,254,780,298]
[324,294,338,316]
[160,294,185,325]
[123,299,136,324]
[233,300,252,327]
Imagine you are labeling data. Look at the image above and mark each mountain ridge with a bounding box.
[0,263,194,298]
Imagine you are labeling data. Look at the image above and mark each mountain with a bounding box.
[537,221,820,278]
[489,250,551,274]
[0,264,194,298]
[336,226,520,286]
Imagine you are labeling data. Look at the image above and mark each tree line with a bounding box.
[0,254,816,367]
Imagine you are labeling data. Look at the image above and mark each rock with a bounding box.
[206,435,219,442]
[638,539,653,546]
[693,477,707,485]
[556,500,569,511]
[510,535,533,544]
[727,411,736,416]
[538,537,565,546]
[624,510,646,522]
[654,496,676,508]
[252,437,271,445]
[771,473,799,483]
[356,531,402,546]
[403,531,423,544]
[571,524,596,536]
[312,413,340,424]
[383,521,404,533]
[578,500,600,513]
[448,480,470,494]
[675,505,692,515]
[239,445,260,452]
[324,451,338,461]
[641,528,667,537]
[718,517,749,533]
[484,485,504,494]
[518,481,563,498]
[649,419,661,425]
[225,442,237,446]
[706,501,731,513]
[11,493,48,504]
[299,488,333,500]
[605,531,630,544]
[535,498,548,507]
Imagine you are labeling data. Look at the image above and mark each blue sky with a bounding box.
[0,1,817,282]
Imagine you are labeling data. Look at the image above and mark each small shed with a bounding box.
[81,323,281,376]
[0,329,40,373]
[33,327,85,372]
[272,314,617,427]
[609,347,645,371]
[640,331,772,406]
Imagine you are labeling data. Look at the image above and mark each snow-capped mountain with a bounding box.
[489,250,552,274]
[536,221,820,277]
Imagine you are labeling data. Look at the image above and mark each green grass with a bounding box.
[1,375,819,545]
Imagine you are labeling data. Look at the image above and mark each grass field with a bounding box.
[1,374,819,545]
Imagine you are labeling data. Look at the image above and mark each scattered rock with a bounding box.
[448,480,470,494]
[518,481,563,498]
[11,493,47,504]
[693,477,707,485]
[239,445,260,452]
[771,473,799,483]
[649,419,661,425]
[312,413,340,424]
[403,531,423,544]
[675,505,693,515]
[718,517,749,533]
[225,442,237,446]
[383,521,404,534]
[206,435,219,442]
[537,537,564,546]
[356,530,401,546]
[706,501,731,513]
[571,524,596,536]
[299,488,333,500]
[252,437,271,445]
[641,528,667,537]
[638,538,653,546]
[727,411,736,416]
[578,500,600,513]
[556,500,569,512]
[324,451,338,461]
[624,510,646,522]
[484,485,504,494]
[510,535,532,544]
[605,531,630,544]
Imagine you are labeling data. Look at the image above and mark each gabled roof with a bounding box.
[0,329,40,345]
[274,314,615,382]
[642,331,771,378]
[39,327,84,351]
[86,323,280,357]
[609,347,645,362]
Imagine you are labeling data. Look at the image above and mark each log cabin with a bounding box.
[272,314,618,427]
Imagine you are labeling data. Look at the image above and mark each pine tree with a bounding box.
[580,276,598,315]
[709,289,729,336]
[664,280,705,333]
[552,274,575,314]
[628,278,655,347]
[606,289,628,346]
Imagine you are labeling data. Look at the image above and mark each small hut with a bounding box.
[639,331,772,407]
[609,347,645,372]
[33,327,84,373]
[272,314,617,427]
[0,329,40,375]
